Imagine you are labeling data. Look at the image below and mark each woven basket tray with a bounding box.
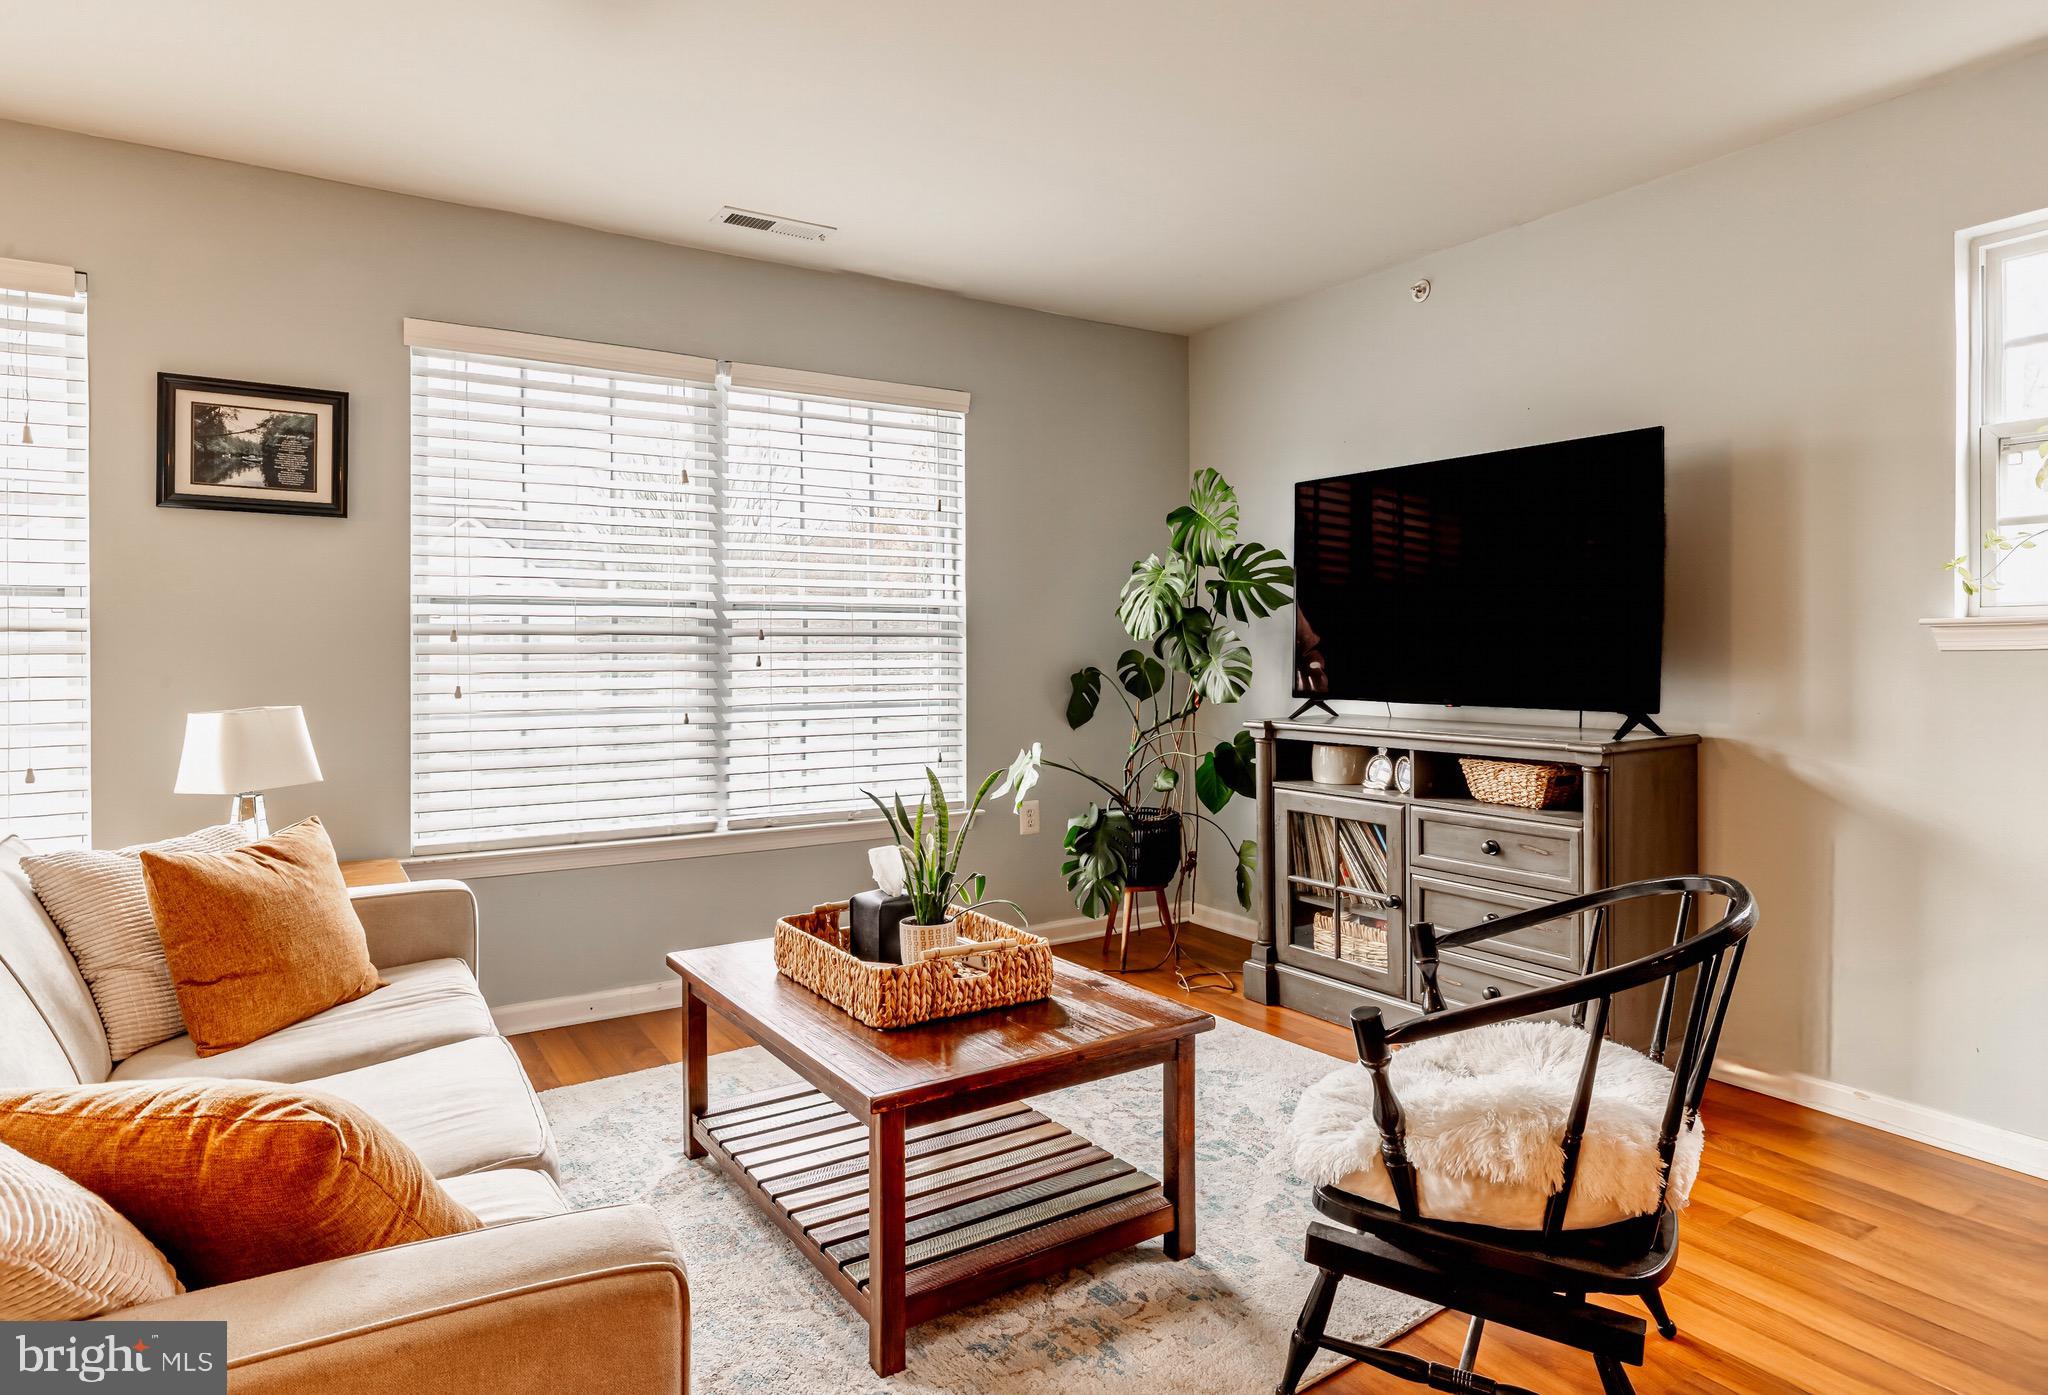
[1459,756,1579,810]
[773,902,1054,1030]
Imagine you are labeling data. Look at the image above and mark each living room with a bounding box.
[1,5,2043,1393]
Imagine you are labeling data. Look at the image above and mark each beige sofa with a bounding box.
[0,838,688,1394]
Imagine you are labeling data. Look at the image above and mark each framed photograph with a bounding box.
[157,374,347,518]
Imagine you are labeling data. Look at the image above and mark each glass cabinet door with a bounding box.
[1273,789,1407,999]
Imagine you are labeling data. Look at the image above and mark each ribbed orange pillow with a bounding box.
[0,1081,480,1288]
[139,817,382,1055]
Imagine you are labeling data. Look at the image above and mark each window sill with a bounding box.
[403,816,890,880]
[1920,615,2048,651]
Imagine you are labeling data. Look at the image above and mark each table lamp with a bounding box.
[175,706,324,837]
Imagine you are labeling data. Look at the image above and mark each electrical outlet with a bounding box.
[1018,800,1041,836]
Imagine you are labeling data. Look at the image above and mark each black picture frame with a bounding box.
[156,373,348,518]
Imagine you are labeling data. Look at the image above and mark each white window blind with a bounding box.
[0,268,89,847]
[722,369,966,826]
[409,325,967,855]
[410,340,722,852]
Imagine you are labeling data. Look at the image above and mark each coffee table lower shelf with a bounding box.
[692,1083,1175,1331]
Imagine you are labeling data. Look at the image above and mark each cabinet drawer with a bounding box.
[1410,874,1583,974]
[1430,950,1573,1024]
[1411,807,1581,893]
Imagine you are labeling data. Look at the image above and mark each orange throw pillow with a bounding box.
[139,817,381,1055]
[0,1081,480,1288]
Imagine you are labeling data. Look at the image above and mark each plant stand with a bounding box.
[1102,885,1236,992]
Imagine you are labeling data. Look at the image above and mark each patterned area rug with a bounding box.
[542,1015,1435,1393]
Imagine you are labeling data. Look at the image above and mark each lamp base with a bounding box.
[228,792,269,839]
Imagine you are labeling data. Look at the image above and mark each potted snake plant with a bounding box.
[1007,468,1293,918]
[865,766,1025,960]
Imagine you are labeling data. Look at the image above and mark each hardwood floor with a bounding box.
[510,922,2048,1394]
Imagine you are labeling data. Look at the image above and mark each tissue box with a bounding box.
[850,889,915,964]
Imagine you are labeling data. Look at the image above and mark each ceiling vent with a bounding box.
[713,206,835,242]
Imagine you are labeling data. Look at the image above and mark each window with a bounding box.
[407,321,966,856]
[0,260,89,847]
[1961,218,2048,611]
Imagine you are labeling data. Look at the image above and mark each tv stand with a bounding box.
[1611,713,1666,741]
[1289,697,1338,720]
[1241,714,1698,1050]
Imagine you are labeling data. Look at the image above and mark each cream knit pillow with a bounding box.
[0,1141,181,1318]
[23,824,251,1060]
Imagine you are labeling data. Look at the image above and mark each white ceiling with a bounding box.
[5,2,2047,333]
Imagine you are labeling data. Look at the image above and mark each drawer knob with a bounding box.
[1482,912,1500,921]
[1483,987,1503,1000]
[1480,839,1503,856]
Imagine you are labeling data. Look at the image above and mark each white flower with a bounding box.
[999,743,1042,812]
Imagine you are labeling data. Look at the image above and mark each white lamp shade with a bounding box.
[174,706,324,796]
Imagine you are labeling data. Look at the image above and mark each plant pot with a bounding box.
[1127,811,1184,890]
[898,919,958,965]
[1310,742,1368,785]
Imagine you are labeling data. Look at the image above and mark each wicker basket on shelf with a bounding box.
[773,902,1053,1030]
[1458,757,1579,810]
[1311,909,1388,973]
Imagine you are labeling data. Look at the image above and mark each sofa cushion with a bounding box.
[111,959,494,1084]
[21,823,250,1060]
[0,967,83,1090]
[307,1035,558,1181]
[0,837,110,1087]
[439,1167,569,1227]
[0,1140,182,1318]
[139,818,382,1056]
[0,1080,481,1290]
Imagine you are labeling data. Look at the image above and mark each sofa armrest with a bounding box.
[106,1204,685,1395]
[349,880,479,975]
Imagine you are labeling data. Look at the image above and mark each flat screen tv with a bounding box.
[1291,427,1664,723]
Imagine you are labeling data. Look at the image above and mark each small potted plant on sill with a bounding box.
[1007,468,1294,918]
[864,767,1025,962]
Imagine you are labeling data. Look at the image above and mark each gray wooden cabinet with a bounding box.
[1241,716,1699,1049]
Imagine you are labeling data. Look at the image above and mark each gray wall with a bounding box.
[0,119,1188,1006]
[1193,53,2048,1140]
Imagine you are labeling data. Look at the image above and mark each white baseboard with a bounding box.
[1039,906,1256,945]
[1024,913,1099,945]
[494,979,684,1036]
[493,909,1254,1036]
[1711,1059,2048,1180]
[1193,903,1256,940]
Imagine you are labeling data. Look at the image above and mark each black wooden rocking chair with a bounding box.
[1275,874,1757,1395]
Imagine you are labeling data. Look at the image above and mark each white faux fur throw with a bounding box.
[1288,1019,1702,1226]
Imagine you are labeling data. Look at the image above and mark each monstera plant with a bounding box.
[1010,470,1293,917]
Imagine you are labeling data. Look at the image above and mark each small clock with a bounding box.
[1364,748,1394,790]
[1394,753,1415,795]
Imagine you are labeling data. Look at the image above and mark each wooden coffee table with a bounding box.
[667,939,1214,1376]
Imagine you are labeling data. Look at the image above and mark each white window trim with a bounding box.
[0,257,78,298]
[403,318,718,384]
[1930,213,2048,648]
[402,812,890,879]
[1920,614,2048,650]
[402,320,970,415]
